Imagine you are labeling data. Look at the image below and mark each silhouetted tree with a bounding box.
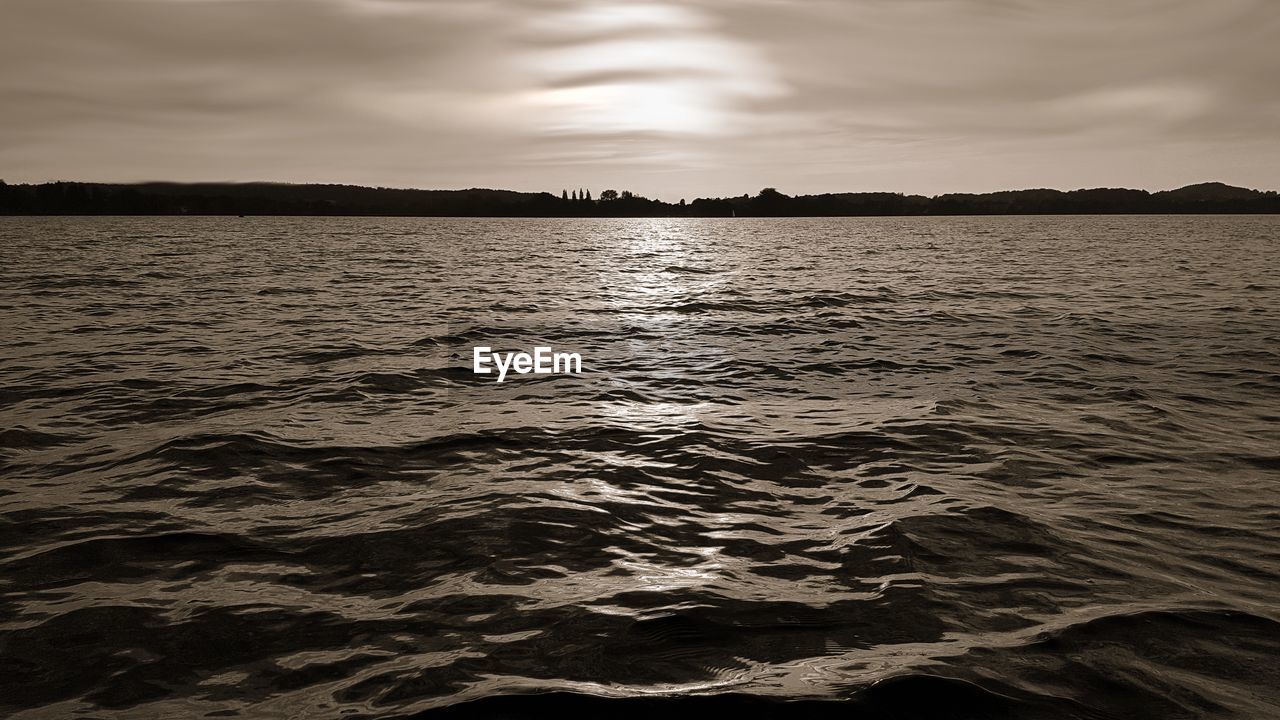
[600,189,618,201]
[2,180,1275,217]
[751,187,791,215]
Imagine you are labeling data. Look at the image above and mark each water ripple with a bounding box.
[1,216,1278,719]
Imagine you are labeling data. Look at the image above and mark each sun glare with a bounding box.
[519,2,781,139]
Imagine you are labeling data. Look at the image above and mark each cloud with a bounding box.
[510,0,786,155]
[685,0,1280,193]
[0,0,1277,196]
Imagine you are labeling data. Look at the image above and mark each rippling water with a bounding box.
[2,216,1278,719]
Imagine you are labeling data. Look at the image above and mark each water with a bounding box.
[1,216,1278,719]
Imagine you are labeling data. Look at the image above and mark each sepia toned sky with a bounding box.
[2,0,1278,200]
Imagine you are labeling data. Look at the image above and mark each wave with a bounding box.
[1,216,1278,719]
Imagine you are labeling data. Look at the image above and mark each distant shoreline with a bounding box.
[5,213,1280,220]
[2,180,1277,217]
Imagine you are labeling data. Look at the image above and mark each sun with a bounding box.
[518,2,781,139]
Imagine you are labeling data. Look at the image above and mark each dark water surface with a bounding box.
[1,216,1278,719]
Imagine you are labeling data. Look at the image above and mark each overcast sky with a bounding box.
[2,0,1278,199]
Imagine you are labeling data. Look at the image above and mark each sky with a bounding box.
[1,0,1278,200]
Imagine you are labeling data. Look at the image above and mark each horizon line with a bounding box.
[2,178,1276,199]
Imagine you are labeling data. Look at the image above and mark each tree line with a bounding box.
[1,180,1277,217]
